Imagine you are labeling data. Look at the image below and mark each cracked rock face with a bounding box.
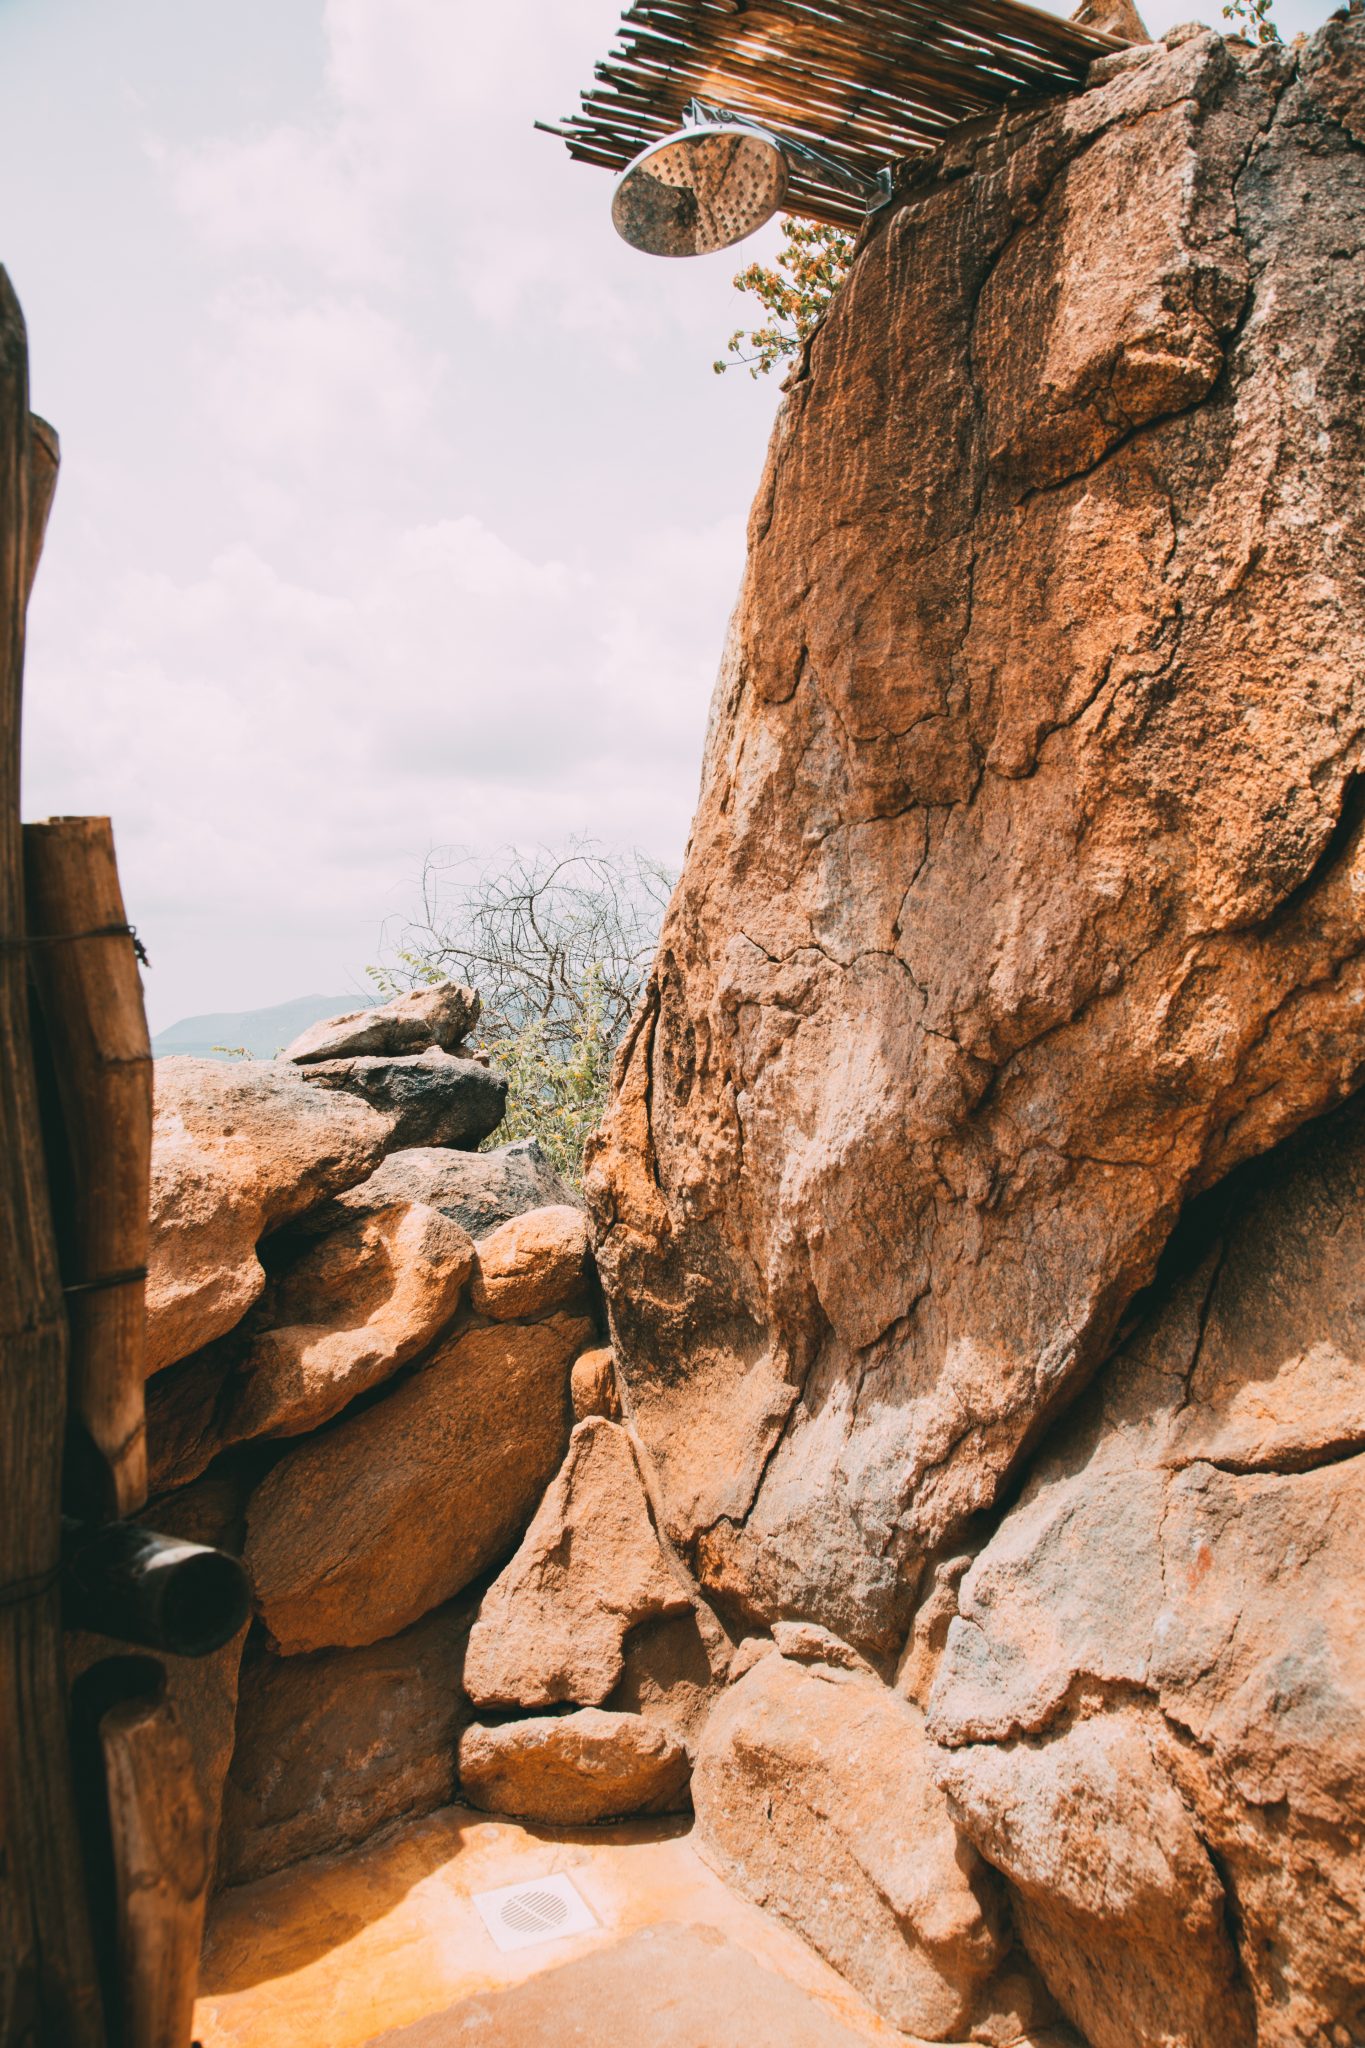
[692,1652,1008,2040]
[929,1089,1365,2047]
[587,21,1365,1660]
[934,1712,1255,2048]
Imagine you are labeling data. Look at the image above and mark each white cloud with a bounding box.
[163,121,393,284]
[4,0,809,1024]
[203,288,443,459]
[24,501,745,1022]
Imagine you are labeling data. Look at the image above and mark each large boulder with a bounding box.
[296,1048,506,1151]
[469,1204,592,1320]
[463,1417,692,1709]
[244,1310,593,1652]
[283,981,479,1064]
[227,1200,475,1440]
[692,1651,1006,2040]
[927,1090,1365,2046]
[218,1595,476,1885]
[586,22,1365,1658]
[457,1708,689,1824]
[147,1058,390,1374]
[934,1714,1254,2048]
[305,1138,574,1244]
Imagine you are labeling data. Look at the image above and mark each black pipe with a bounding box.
[62,1519,251,1657]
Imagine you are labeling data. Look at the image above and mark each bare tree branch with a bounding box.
[373,838,674,1061]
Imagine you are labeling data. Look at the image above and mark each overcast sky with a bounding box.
[0,0,1336,1030]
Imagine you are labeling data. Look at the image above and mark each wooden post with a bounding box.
[102,1691,208,2048]
[26,816,153,1520]
[0,269,107,2046]
[69,1658,210,2048]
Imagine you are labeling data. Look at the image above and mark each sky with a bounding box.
[0,0,1338,1032]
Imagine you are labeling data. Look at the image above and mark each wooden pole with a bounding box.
[0,272,107,2044]
[26,816,153,1521]
[101,1688,208,2048]
[70,1657,210,2048]
[98,1663,209,2048]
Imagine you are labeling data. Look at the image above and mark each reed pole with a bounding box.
[0,267,106,2048]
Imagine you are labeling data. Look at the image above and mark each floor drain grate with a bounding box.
[501,1887,569,1935]
[472,1872,599,1954]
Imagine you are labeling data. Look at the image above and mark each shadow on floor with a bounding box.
[200,1805,692,1996]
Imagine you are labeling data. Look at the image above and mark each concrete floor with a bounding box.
[194,1806,919,2048]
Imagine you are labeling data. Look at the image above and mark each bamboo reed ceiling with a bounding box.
[539,0,1124,228]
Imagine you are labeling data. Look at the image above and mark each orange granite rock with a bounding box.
[693,1652,1005,2039]
[245,1311,590,1652]
[147,1058,389,1374]
[928,1092,1365,2046]
[587,23,1365,1665]
[228,1200,474,1440]
[458,1709,689,1824]
[463,1419,691,1709]
[470,1204,591,1321]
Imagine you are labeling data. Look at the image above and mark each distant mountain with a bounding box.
[152,993,372,1062]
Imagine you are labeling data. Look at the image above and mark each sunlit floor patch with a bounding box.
[194,1805,912,2048]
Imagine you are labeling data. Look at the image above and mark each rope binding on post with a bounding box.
[0,922,151,966]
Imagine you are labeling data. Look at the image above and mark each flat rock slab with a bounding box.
[366,1924,890,2048]
[298,1049,507,1151]
[285,982,479,1064]
[194,1804,971,2048]
[313,1140,574,1244]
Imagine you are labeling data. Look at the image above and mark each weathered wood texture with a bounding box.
[0,272,106,2044]
[100,1676,209,2048]
[27,816,152,1520]
[541,0,1122,226]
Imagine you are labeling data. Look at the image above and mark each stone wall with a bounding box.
[72,984,615,1886]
